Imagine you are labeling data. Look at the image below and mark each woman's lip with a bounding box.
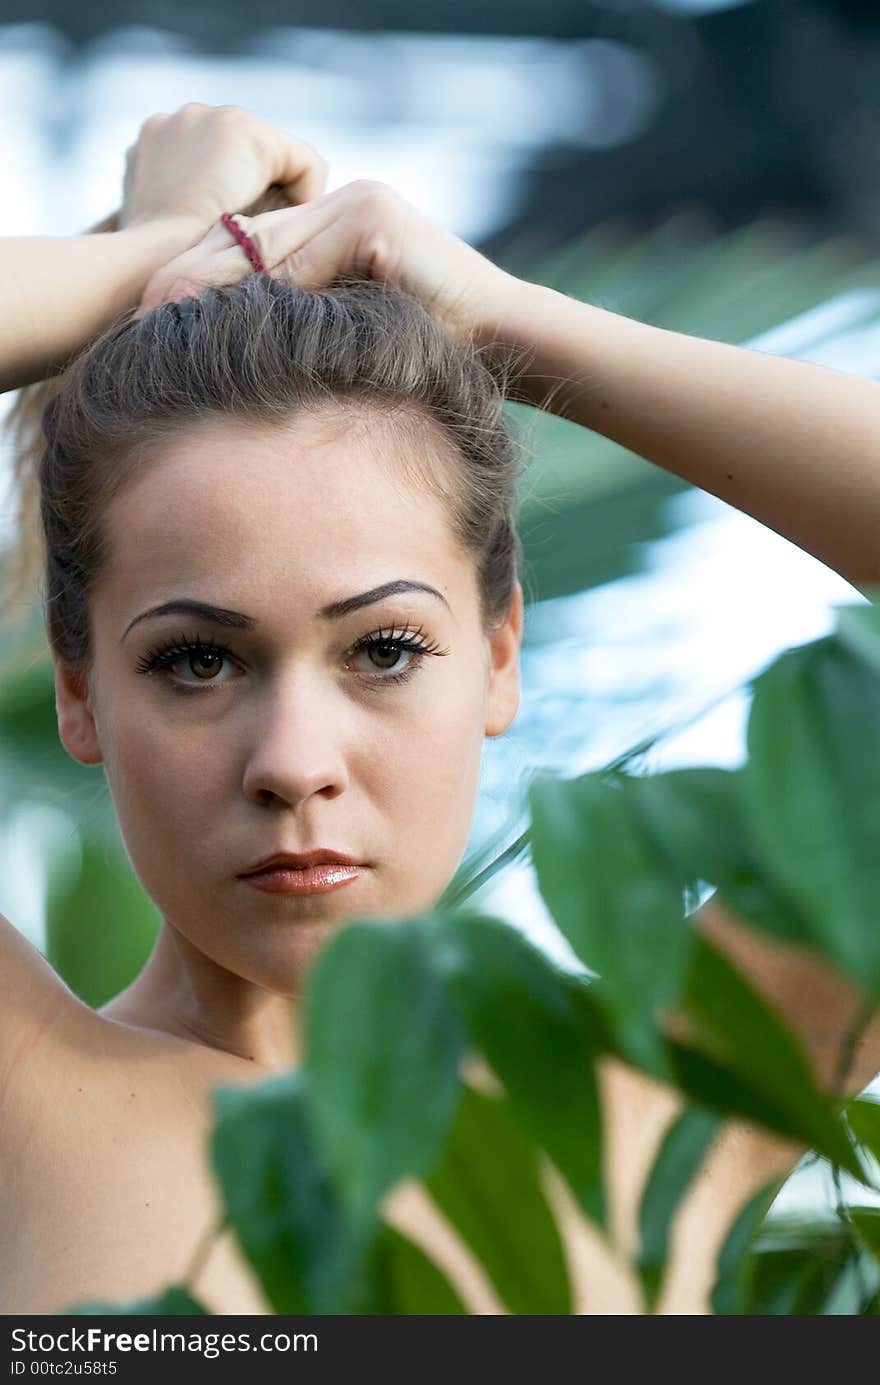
[238,863,366,895]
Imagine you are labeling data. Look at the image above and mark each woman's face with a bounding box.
[55,407,522,993]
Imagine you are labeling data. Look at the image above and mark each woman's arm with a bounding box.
[487,282,880,589]
[0,221,204,393]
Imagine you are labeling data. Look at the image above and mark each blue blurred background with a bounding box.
[0,0,878,1212]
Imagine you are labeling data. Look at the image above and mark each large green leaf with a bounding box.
[636,1106,720,1311]
[211,1070,371,1315]
[45,833,160,1007]
[851,1207,880,1265]
[303,917,465,1231]
[747,1244,852,1315]
[680,937,862,1176]
[362,1225,468,1314]
[711,1178,782,1315]
[744,637,880,990]
[623,767,810,946]
[834,595,880,678]
[424,1085,572,1315]
[212,1069,470,1315]
[847,1096,880,1167]
[528,769,692,1077]
[426,910,605,1228]
[745,1218,871,1315]
[665,1041,828,1141]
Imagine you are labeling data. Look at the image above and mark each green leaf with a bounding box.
[711,1178,781,1314]
[528,769,692,1076]
[747,1246,844,1314]
[45,834,160,1008]
[362,1225,468,1314]
[851,1207,880,1264]
[665,1041,821,1136]
[744,638,880,991]
[67,1285,208,1314]
[210,1069,371,1314]
[425,1085,572,1315]
[624,768,810,945]
[637,1106,720,1311]
[304,917,465,1231]
[847,1096,880,1166]
[427,910,605,1227]
[681,937,862,1176]
[834,597,880,680]
[743,1218,861,1314]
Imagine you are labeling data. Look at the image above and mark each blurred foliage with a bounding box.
[45,836,159,1009]
[506,212,880,602]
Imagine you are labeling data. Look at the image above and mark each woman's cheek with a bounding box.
[104,718,213,866]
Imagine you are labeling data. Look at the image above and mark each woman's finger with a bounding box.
[136,246,253,315]
[261,127,330,205]
[236,185,396,283]
[219,196,357,288]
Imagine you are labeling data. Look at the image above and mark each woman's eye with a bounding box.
[136,627,445,692]
[181,648,231,682]
[134,636,238,689]
[348,627,446,685]
[354,637,413,677]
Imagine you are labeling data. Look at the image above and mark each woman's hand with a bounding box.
[137,179,524,350]
[119,102,329,240]
[0,107,328,394]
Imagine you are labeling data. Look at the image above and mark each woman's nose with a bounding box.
[240,672,351,808]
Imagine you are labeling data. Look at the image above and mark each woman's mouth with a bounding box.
[237,863,366,895]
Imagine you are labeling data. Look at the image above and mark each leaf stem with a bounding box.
[832,995,876,1103]
[829,995,876,1308]
[182,1214,229,1291]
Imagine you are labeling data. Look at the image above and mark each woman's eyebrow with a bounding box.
[120,579,450,642]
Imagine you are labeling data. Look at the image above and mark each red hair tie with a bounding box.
[220,212,267,273]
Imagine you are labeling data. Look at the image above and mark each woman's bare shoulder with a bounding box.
[0,906,85,1042]
[0,908,104,1110]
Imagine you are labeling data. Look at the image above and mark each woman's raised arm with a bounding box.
[0,224,214,393]
[491,282,880,591]
[0,102,328,394]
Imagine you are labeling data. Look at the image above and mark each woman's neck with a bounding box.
[97,919,302,1073]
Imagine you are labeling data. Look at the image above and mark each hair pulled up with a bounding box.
[2,265,532,672]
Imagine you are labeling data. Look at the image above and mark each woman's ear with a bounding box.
[484,580,523,738]
[54,659,103,766]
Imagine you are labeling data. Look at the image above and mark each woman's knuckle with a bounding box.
[217,103,247,123]
[364,229,394,277]
[349,179,396,214]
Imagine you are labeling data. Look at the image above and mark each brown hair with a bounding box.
[2,209,535,672]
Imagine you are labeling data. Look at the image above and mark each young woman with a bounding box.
[1,103,878,1317]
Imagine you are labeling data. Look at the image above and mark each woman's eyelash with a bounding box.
[133,625,448,692]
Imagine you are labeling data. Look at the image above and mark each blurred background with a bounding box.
[1,0,878,1213]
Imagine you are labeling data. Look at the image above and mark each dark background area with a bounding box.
[2,0,879,261]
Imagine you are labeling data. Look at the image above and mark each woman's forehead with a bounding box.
[95,419,471,637]
[113,409,457,531]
